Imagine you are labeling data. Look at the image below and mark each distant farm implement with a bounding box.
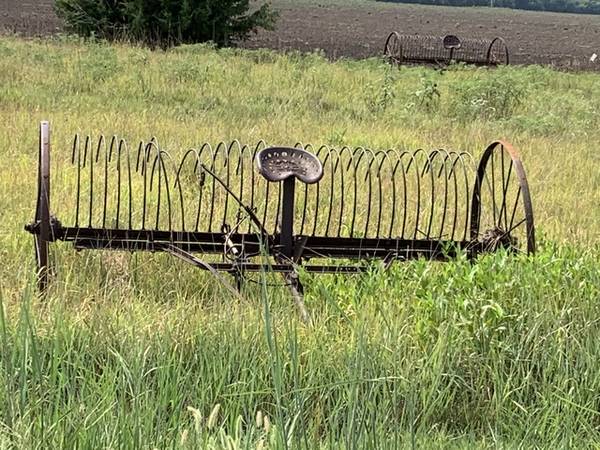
[384,32,510,67]
[26,122,534,314]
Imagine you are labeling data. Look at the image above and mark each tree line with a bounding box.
[379,0,600,15]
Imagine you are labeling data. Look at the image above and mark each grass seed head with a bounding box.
[207,403,221,430]
[186,406,203,432]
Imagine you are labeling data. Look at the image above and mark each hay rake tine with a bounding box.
[71,134,81,228]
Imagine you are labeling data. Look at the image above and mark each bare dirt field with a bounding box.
[2,0,600,69]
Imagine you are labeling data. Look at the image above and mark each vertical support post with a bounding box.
[37,121,51,291]
[280,177,310,323]
[280,177,295,258]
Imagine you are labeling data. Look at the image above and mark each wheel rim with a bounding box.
[34,121,51,290]
[487,37,509,65]
[384,32,402,64]
[470,141,535,255]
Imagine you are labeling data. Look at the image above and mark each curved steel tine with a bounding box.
[335,146,353,237]
[434,149,451,241]
[196,143,213,232]
[223,141,241,231]
[414,148,435,239]
[148,137,158,160]
[458,151,475,167]
[82,135,90,168]
[436,151,451,179]
[407,150,423,240]
[423,150,438,239]
[135,140,144,174]
[209,142,227,232]
[420,149,437,177]
[175,148,203,232]
[458,152,472,241]
[443,151,458,241]
[377,149,399,238]
[359,148,378,237]
[147,142,174,232]
[356,149,380,231]
[158,150,174,233]
[118,138,133,230]
[250,141,265,234]
[296,142,313,152]
[373,150,389,238]
[348,147,369,237]
[140,141,152,229]
[446,152,463,242]
[148,145,161,229]
[87,135,104,228]
[81,136,93,227]
[236,143,250,232]
[72,134,82,227]
[321,146,337,237]
[392,151,410,239]
[332,148,344,173]
[312,144,332,236]
[71,133,79,164]
[98,136,116,228]
[296,142,318,236]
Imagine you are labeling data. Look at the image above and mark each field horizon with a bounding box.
[2,0,600,70]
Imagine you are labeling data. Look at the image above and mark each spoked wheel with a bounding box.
[33,121,51,290]
[470,141,535,255]
[383,32,402,64]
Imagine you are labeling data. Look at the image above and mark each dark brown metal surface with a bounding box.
[256,147,323,184]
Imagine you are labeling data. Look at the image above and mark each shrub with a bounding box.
[448,71,527,121]
[55,0,277,47]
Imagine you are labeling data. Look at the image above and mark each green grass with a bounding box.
[1,36,600,448]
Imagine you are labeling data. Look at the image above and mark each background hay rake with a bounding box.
[26,122,534,312]
[384,32,510,67]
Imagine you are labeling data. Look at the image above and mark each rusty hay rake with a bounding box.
[26,121,534,310]
[384,32,510,67]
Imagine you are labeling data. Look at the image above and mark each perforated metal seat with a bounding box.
[256,147,323,184]
[443,34,461,50]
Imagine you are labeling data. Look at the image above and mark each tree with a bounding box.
[55,0,277,47]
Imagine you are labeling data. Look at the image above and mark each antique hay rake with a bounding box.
[26,122,534,308]
[384,32,510,67]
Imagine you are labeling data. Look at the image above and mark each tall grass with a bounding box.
[1,36,599,448]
